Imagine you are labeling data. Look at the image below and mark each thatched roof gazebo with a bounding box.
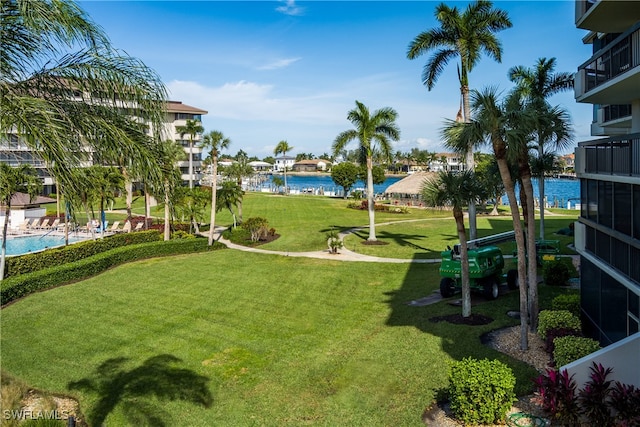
[384,172,436,206]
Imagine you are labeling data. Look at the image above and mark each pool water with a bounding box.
[1,235,81,256]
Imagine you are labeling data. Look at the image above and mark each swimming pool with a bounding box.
[1,235,82,256]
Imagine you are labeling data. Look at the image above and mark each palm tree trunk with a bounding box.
[366,156,376,241]
[494,152,529,351]
[1,204,10,281]
[208,157,218,246]
[461,85,477,241]
[188,138,194,189]
[454,208,471,317]
[538,143,546,239]
[123,168,133,222]
[144,184,150,230]
[163,180,171,241]
[520,162,539,332]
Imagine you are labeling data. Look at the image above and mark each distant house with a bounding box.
[273,156,296,172]
[0,192,56,230]
[249,161,272,172]
[292,159,331,172]
[429,153,465,172]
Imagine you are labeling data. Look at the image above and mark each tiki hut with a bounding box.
[384,172,436,206]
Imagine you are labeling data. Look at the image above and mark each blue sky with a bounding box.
[79,0,593,159]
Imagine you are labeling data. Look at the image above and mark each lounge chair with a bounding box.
[116,221,131,233]
[108,221,120,233]
[16,219,32,234]
[133,222,144,232]
[47,218,60,230]
[38,218,51,230]
[28,219,42,230]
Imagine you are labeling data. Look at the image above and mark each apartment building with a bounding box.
[574,0,640,345]
[0,100,208,191]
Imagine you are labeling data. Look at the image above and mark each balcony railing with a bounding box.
[603,104,632,122]
[577,133,640,176]
[578,24,640,94]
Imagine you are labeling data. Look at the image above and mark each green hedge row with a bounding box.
[1,238,225,305]
[4,231,162,278]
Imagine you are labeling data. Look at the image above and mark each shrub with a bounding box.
[553,336,600,367]
[534,368,580,425]
[578,363,613,425]
[4,230,162,278]
[171,230,196,239]
[544,327,582,354]
[1,239,225,305]
[552,293,580,317]
[241,217,269,242]
[537,310,581,341]
[448,357,516,425]
[609,381,640,425]
[543,259,571,286]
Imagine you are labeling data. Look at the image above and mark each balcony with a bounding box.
[591,104,633,136]
[575,25,640,105]
[576,133,640,177]
[576,0,640,33]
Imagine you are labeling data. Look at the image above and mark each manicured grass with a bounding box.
[1,250,551,426]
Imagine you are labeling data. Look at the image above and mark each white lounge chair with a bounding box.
[133,222,144,232]
[38,218,51,230]
[116,221,131,233]
[108,221,120,233]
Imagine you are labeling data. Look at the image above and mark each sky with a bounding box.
[79,0,594,159]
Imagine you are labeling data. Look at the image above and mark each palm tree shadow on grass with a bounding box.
[68,354,212,427]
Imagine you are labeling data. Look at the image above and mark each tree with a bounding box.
[2,0,167,196]
[0,164,41,281]
[153,140,185,241]
[224,152,253,222]
[201,130,231,246]
[333,101,400,241]
[442,87,532,350]
[331,162,359,198]
[422,170,484,317]
[407,0,512,240]
[475,154,504,215]
[274,140,293,194]
[88,166,125,239]
[508,57,574,239]
[174,187,209,234]
[176,119,204,189]
[358,164,386,186]
[216,181,243,229]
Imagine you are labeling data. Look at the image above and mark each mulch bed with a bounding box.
[429,313,494,326]
[360,240,389,246]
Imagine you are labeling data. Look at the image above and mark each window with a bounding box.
[634,186,640,239]
[598,181,612,227]
[614,182,632,235]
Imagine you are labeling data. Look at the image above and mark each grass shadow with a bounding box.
[68,354,212,426]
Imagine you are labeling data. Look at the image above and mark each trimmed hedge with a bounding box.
[553,336,601,367]
[552,293,580,317]
[448,358,516,425]
[1,238,225,305]
[538,310,581,341]
[4,231,162,278]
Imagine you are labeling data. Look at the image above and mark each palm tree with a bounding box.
[508,57,574,238]
[407,0,512,240]
[422,170,484,318]
[274,141,293,194]
[152,140,185,241]
[442,87,531,350]
[176,119,204,189]
[216,181,244,229]
[2,0,167,196]
[333,101,400,242]
[201,130,231,246]
[224,152,253,222]
[0,164,41,281]
[88,166,125,238]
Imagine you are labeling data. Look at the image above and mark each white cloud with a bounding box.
[257,57,302,70]
[275,0,304,16]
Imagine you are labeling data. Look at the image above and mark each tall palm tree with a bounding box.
[201,130,231,246]
[176,119,204,189]
[407,0,512,240]
[422,170,484,318]
[333,101,400,242]
[152,140,185,241]
[0,164,41,281]
[274,140,293,194]
[442,87,531,350]
[2,0,167,195]
[508,57,574,238]
[216,181,244,229]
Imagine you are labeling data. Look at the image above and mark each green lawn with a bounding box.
[3,193,580,425]
[0,250,557,426]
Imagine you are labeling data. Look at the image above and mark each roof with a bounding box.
[166,101,208,115]
[384,172,436,195]
[249,161,272,167]
[1,192,56,208]
[293,159,330,166]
